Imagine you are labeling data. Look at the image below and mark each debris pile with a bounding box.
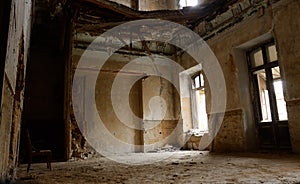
[187,129,207,136]
[148,144,180,153]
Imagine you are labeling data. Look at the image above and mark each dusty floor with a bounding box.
[17,151,300,184]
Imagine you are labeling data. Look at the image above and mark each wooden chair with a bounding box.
[25,128,52,172]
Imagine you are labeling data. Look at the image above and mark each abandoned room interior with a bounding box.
[1,0,300,183]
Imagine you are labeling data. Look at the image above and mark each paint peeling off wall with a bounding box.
[0,0,32,180]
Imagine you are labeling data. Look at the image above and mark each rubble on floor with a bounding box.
[147,144,180,153]
[16,151,300,184]
[70,108,96,160]
[186,129,207,136]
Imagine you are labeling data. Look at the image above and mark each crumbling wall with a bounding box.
[71,49,96,158]
[184,135,202,150]
[72,48,182,153]
[272,0,300,153]
[142,76,180,152]
[202,0,273,152]
[72,49,144,154]
[0,0,32,180]
[69,0,300,154]
[95,71,143,153]
[192,0,300,152]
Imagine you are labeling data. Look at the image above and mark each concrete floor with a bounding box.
[17,151,300,184]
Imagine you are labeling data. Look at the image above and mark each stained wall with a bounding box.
[190,0,300,152]
[0,0,32,180]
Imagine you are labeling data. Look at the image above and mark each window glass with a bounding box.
[250,49,264,67]
[200,73,204,87]
[194,76,200,88]
[255,70,272,122]
[267,44,278,62]
[191,71,208,132]
[272,67,288,121]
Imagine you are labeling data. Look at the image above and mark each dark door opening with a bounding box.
[0,0,12,105]
[20,18,67,162]
[248,41,291,149]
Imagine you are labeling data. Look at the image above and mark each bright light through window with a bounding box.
[180,0,199,8]
[273,80,288,120]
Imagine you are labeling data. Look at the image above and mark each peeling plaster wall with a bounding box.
[203,1,273,152]
[96,71,143,153]
[72,48,182,153]
[143,76,180,152]
[191,0,300,152]
[272,0,300,153]
[70,0,300,154]
[0,0,32,180]
[72,49,144,153]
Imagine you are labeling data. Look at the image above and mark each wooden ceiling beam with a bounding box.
[74,0,240,34]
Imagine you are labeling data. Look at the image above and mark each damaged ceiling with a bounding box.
[73,0,239,33]
[34,0,270,56]
[70,0,241,56]
[36,0,269,55]
[31,0,234,57]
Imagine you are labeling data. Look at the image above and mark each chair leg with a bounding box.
[27,163,31,173]
[27,156,32,173]
[48,162,52,171]
[46,160,51,170]
[47,154,52,171]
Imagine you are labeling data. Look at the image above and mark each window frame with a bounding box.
[247,40,281,124]
[247,39,291,149]
[192,72,205,90]
[190,71,208,132]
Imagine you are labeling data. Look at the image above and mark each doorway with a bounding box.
[248,41,291,149]
[20,18,67,161]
